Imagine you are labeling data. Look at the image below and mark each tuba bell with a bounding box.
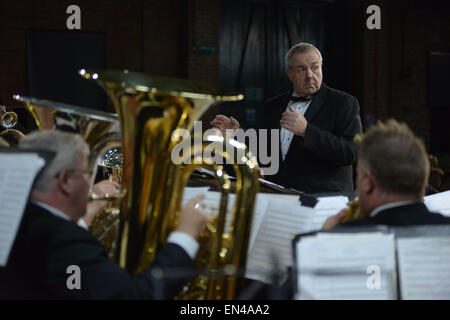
[13,95,121,183]
[80,68,259,299]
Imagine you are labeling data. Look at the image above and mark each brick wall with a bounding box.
[0,0,221,108]
[187,0,220,85]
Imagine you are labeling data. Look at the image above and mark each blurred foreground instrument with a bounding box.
[81,69,260,299]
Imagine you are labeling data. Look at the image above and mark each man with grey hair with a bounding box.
[211,42,362,193]
[0,130,211,299]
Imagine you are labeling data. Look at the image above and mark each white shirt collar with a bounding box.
[369,201,417,217]
[31,200,70,221]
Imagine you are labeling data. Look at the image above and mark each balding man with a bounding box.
[211,42,362,193]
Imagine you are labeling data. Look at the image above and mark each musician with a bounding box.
[323,119,450,229]
[211,42,362,193]
[0,130,211,299]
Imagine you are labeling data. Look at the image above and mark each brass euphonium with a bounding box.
[12,95,120,177]
[13,95,122,253]
[168,134,260,299]
[80,69,259,299]
[89,146,123,258]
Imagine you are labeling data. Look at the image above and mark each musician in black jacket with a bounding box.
[211,42,362,193]
[323,119,450,229]
[0,130,211,299]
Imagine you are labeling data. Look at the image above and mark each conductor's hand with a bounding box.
[83,180,120,227]
[0,105,6,118]
[322,209,348,230]
[210,115,240,136]
[176,194,214,239]
[280,106,308,137]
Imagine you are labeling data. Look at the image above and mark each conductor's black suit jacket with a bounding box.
[260,83,362,193]
[0,203,196,299]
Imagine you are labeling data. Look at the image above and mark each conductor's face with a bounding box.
[286,50,323,97]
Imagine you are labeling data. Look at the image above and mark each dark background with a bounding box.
[0,0,449,167]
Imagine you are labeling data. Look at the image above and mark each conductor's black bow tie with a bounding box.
[290,95,313,102]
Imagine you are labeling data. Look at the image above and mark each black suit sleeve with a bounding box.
[302,96,362,167]
[44,223,196,299]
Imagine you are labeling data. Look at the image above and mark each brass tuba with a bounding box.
[13,95,120,182]
[80,69,259,299]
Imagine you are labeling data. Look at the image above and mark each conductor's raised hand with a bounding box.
[176,194,214,239]
[210,115,240,136]
[280,106,308,137]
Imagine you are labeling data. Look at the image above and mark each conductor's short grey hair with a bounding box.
[285,42,323,70]
[18,130,89,192]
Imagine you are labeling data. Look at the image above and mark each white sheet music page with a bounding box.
[310,196,350,231]
[296,233,395,300]
[0,153,45,266]
[424,191,450,216]
[245,199,316,283]
[181,187,211,206]
[182,188,270,252]
[397,237,450,299]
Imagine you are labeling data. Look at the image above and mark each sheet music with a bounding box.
[245,199,316,283]
[397,237,450,299]
[0,153,46,266]
[247,194,270,252]
[424,191,450,216]
[296,233,395,300]
[182,188,269,252]
[310,196,349,231]
[181,187,211,206]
